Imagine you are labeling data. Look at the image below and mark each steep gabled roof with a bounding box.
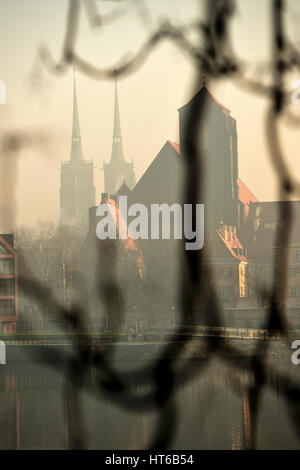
[137,141,257,215]
[70,73,83,162]
[237,178,259,216]
[238,178,258,205]
[117,181,132,197]
[133,140,183,204]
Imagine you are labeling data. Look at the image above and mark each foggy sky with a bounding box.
[1,0,300,227]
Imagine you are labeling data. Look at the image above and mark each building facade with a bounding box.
[0,235,18,333]
[87,86,260,328]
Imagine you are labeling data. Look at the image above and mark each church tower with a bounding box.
[103,76,135,195]
[60,73,95,232]
[178,86,241,227]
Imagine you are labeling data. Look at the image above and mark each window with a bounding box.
[228,266,234,276]
[275,249,283,263]
[0,279,14,296]
[0,244,9,255]
[0,259,14,275]
[0,300,14,316]
[228,287,234,298]
[289,267,297,277]
[220,287,234,298]
[199,125,208,148]
[293,251,300,261]
[291,287,297,297]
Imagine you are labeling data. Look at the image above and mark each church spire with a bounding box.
[110,72,125,164]
[70,70,83,162]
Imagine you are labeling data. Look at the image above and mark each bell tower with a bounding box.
[178,86,241,227]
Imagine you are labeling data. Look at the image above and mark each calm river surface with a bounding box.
[0,349,299,450]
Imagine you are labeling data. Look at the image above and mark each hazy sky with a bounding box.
[1,0,300,228]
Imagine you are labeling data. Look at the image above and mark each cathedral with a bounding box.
[84,84,261,328]
[60,79,255,254]
[25,78,300,330]
[55,81,300,329]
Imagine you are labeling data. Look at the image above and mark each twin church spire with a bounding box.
[60,71,135,232]
[69,71,126,166]
[110,72,125,165]
[104,73,136,195]
[60,71,95,232]
[70,71,83,162]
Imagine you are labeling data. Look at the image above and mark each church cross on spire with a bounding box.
[110,71,125,164]
[113,70,122,139]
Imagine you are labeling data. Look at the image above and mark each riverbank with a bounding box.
[2,334,294,363]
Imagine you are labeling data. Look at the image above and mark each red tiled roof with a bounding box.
[238,178,258,205]
[105,197,145,279]
[169,141,180,154]
[216,228,248,262]
[206,89,231,113]
[238,178,258,216]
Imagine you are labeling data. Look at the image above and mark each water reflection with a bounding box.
[0,360,299,449]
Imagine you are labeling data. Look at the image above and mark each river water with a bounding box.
[0,350,299,449]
